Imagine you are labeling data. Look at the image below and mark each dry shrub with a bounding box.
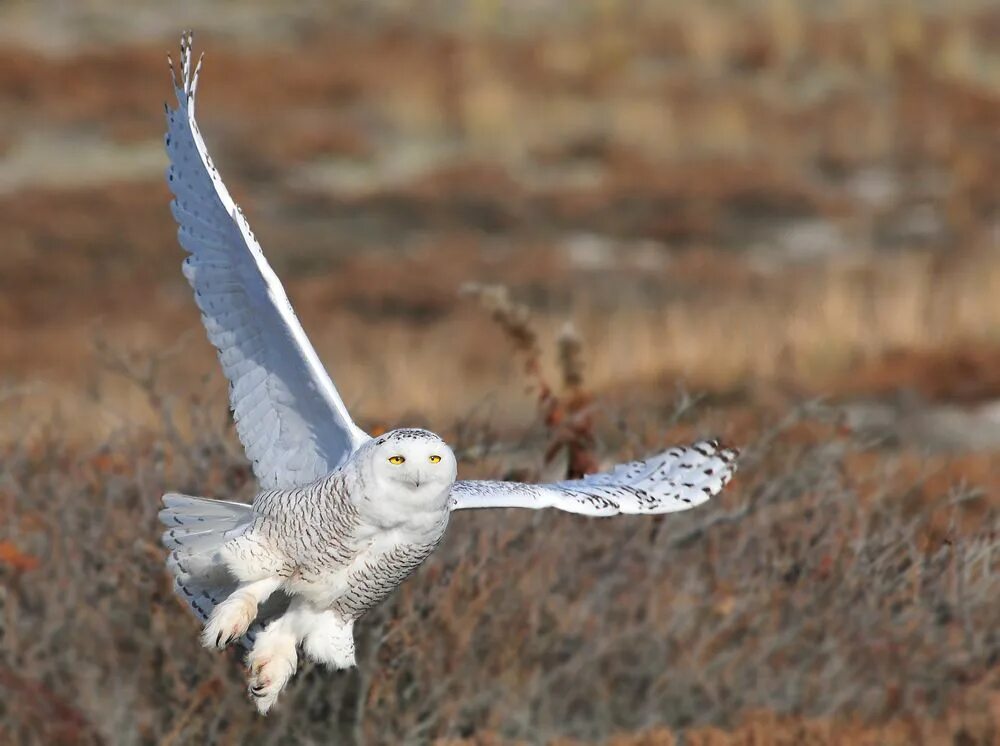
[1,387,997,744]
[462,283,598,478]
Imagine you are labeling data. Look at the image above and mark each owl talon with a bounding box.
[201,591,259,650]
[245,624,297,715]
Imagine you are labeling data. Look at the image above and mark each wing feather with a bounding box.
[165,32,368,489]
[449,440,738,516]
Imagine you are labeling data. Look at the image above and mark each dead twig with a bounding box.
[461,284,599,478]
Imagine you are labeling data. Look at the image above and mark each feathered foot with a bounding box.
[246,620,298,715]
[201,591,258,649]
[301,610,356,670]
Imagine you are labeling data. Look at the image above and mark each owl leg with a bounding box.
[202,575,281,650]
[299,608,356,670]
[246,610,298,715]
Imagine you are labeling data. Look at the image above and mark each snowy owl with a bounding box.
[159,33,738,714]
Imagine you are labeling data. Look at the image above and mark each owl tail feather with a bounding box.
[159,492,254,623]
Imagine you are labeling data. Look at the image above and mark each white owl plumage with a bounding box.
[160,32,738,714]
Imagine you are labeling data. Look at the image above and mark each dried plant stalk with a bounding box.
[462,284,598,478]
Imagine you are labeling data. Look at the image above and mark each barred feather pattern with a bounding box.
[161,493,255,624]
[161,430,455,652]
[238,471,448,621]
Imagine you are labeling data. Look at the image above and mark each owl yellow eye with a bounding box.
[429,455,442,464]
[388,455,405,465]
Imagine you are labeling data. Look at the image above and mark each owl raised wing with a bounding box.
[164,32,369,489]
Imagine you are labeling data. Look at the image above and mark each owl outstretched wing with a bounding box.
[165,32,369,489]
[449,440,737,515]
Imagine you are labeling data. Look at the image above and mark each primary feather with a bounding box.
[164,31,368,491]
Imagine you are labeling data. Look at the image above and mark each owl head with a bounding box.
[357,428,457,514]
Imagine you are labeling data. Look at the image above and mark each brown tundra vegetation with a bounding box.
[1,1,998,744]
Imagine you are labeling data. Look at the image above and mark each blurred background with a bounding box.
[1,1,998,744]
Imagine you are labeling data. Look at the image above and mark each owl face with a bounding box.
[367,428,457,506]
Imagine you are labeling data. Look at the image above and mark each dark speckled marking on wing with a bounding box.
[449,439,738,516]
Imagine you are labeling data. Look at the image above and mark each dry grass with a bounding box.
[3,246,999,443]
[1,394,998,744]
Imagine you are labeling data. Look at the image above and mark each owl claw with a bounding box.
[245,624,297,715]
[201,591,258,650]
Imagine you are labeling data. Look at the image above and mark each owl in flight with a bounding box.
[159,33,738,714]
